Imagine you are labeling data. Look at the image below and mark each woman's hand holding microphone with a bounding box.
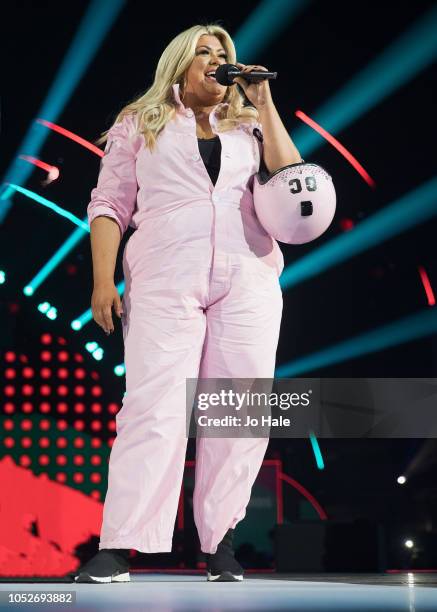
[233,62,273,109]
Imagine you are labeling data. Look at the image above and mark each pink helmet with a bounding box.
[253,162,336,244]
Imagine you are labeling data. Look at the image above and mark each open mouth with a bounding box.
[205,70,217,82]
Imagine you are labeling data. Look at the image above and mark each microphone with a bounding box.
[214,63,277,86]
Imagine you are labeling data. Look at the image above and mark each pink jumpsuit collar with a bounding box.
[171,83,229,131]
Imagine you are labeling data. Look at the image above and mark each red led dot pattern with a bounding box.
[1,335,123,495]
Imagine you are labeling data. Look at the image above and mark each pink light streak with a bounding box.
[295,110,376,189]
[36,119,104,158]
[18,155,60,182]
[418,265,436,306]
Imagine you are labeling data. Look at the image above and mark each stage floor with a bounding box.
[1,573,437,611]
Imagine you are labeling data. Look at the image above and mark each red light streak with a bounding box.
[295,110,376,188]
[418,265,436,306]
[36,119,104,157]
[18,155,60,181]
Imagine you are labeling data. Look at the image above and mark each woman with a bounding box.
[74,23,302,583]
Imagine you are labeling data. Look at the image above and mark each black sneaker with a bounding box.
[206,529,244,582]
[73,549,130,584]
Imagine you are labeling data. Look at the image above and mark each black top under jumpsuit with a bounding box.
[198,134,269,186]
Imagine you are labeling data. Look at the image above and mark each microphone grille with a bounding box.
[214,63,238,86]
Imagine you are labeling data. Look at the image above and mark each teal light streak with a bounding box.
[293,6,437,156]
[25,227,87,296]
[10,182,90,296]
[18,193,126,297]
[280,175,437,290]
[0,0,126,221]
[276,307,437,377]
[234,0,308,61]
[309,432,325,470]
[7,184,89,232]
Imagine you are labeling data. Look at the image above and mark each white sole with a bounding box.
[74,572,130,583]
[207,571,243,582]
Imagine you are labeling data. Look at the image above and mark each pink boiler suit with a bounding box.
[87,83,284,554]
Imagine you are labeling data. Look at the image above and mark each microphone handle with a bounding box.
[229,69,277,81]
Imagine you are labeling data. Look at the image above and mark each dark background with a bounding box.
[1,0,437,572]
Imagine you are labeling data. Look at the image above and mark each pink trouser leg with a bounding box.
[193,264,283,554]
[98,251,282,554]
[98,279,207,553]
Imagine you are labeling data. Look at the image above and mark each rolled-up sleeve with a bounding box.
[87,114,138,239]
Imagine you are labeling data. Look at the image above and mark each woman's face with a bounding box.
[184,34,229,104]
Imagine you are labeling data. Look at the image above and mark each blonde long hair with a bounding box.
[95,23,259,151]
